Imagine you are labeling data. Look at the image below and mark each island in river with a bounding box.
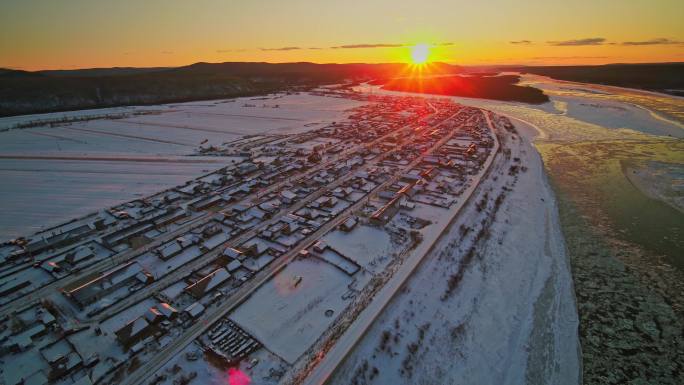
[375,74,550,104]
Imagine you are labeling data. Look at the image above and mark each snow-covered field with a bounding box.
[0,156,234,240]
[0,93,363,241]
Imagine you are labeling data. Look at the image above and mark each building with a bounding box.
[65,262,154,308]
[156,240,183,260]
[115,317,153,349]
[184,302,205,319]
[280,190,298,204]
[185,268,231,299]
[157,303,179,319]
[223,247,244,260]
[340,217,358,232]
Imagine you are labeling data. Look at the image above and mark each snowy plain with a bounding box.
[0,93,362,241]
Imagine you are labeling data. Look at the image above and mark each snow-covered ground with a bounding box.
[327,114,581,385]
[0,93,363,241]
[230,257,354,364]
[322,225,398,273]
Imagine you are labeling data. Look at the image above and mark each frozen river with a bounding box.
[356,74,684,267]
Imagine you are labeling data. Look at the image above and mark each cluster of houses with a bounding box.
[0,91,498,385]
[0,305,99,385]
[367,106,494,225]
[113,302,179,352]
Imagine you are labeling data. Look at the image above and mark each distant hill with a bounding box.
[0,68,43,78]
[505,63,684,96]
[0,62,462,117]
[37,67,171,77]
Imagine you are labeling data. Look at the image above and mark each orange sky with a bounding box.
[1,0,683,70]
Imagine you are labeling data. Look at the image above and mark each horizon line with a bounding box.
[3,60,683,73]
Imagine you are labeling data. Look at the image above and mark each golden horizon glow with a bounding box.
[1,1,683,70]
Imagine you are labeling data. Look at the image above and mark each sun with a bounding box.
[410,43,430,65]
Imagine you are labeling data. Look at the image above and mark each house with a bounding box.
[242,254,275,272]
[4,324,46,352]
[421,168,438,180]
[295,208,321,220]
[401,173,422,183]
[237,163,258,176]
[314,196,338,208]
[281,213,304,224]
[185,302,205,319]
[378,191,396,200]
[201,223,222,238]
[226,259,242,272]
[184,268,231,299]
[282,221,300,235]
[115,317,153,348]
[102,222,154,248]
[65,245,95,265]
[164,192,183,203]
[340,217,358,232]
[241,238,270,256]
[156,240,183,260]
[313,240,327,253]
[153,208,188,227]
[246,206,270,221]
[332,187,353,198]
[65,262,154,308]
[144,307,165,324]
[258,201,279,213]
[280,190,298,204]
[157,303,179,319]
[223,247,244,260]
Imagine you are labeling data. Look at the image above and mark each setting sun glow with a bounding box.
[410,44,430,65]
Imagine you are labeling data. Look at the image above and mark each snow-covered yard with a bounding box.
[230,257,353,364]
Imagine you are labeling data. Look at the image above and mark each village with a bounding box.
[0,89,499,385]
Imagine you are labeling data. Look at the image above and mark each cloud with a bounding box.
[437,42,455,46]
[548,38,605,46]
[621,38,683,46]
[260,46,302,51]
[307,47,323,50]
[331,43,405,49]
[510,40,532,45]
[531,56,609,60]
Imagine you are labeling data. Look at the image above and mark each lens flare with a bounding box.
[228,367,251,385]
